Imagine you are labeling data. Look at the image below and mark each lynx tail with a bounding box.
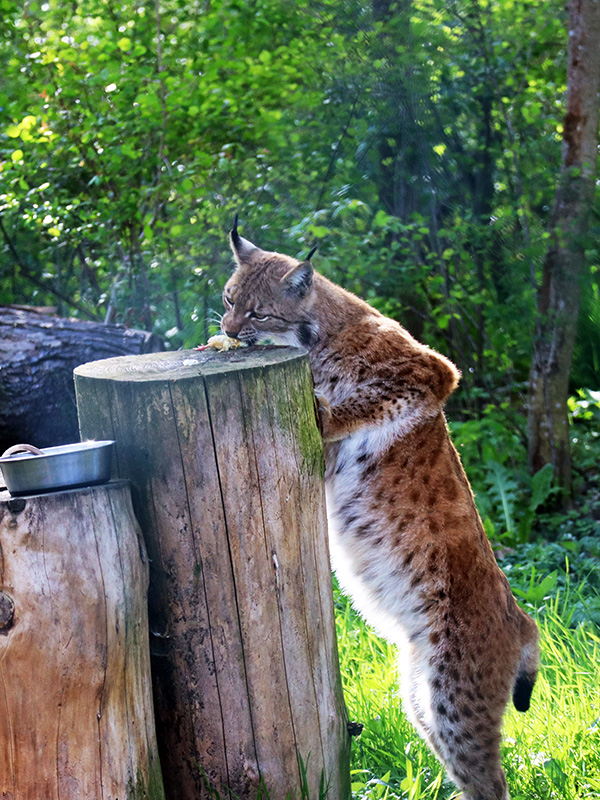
[512,616,540,712]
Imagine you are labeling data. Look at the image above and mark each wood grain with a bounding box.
[75,347,351,800]
[0,481,165,800]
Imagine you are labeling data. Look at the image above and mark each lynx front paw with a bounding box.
[314,391,332,437]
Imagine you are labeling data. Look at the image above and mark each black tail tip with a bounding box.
[513,674,535,712]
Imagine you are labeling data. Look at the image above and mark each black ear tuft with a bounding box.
[230,213,240,247]
[281,262,313,299]
[229,215,259,263]
[306,244,318,261]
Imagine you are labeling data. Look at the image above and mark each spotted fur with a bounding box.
[223,228,540,800]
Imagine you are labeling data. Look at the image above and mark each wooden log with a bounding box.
[0,305,164,453]
[74,348,351,800]
[0,481,165,800]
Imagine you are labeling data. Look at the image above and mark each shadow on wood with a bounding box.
[0,481,165,800]
[75,347,351,800]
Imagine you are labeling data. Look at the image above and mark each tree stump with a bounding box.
[0,481,165,800]
[74,348,351,800]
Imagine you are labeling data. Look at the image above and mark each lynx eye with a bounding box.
[250,310,270,322]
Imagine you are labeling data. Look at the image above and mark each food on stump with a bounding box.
[195,334,248,352]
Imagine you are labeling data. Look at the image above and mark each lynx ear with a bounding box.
[229,214,259,264]
[281,261,313,298]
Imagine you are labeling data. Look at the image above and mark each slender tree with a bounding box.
[527,0,600,502]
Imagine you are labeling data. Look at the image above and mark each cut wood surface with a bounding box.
[75,347,351,800]
[0,305,164,452]
[0,481,165,800]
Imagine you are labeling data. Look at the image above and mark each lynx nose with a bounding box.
[222,318,241,338]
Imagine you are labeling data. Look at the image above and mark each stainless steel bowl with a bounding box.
[0,441,115,496]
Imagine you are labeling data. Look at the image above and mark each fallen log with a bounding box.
[75,347,351,800]
[0,305,163,452]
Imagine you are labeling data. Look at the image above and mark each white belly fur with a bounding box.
[324,430,439,733]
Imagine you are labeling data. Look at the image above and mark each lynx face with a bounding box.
[222,233,318,348]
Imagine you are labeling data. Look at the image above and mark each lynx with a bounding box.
[222,219,540,800]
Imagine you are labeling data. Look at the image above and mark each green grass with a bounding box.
[334,581,600,800]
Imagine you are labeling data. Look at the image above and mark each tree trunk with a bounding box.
[0,481,165,800]
[527,0,600,500]
[0,305,164,452]
[74,348,351,800]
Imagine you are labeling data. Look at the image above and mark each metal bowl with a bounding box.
[0,441,115,497]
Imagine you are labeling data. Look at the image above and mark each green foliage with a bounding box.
[449,405,544,544]
[1,0,599,540]
[512,569,559,606]
[0,0,340,329]
[3,0,599,407]
[4,0,597,385]
[569,388,600,423]
[446,393,600,546]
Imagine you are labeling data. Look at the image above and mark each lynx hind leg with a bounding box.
[402,658,511,800]
[431,704,510,800]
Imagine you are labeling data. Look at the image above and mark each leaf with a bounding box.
[530,463,554,510]
[534,571,558,600]
[136,91,160,111]
[196,152,213,168]
[486,460,517,534]
[517,508,534,544]
[514,570,558,604]
[117,37,132,51]
[373,209,391,228]
[482,516,495,540]
[543,757,567,789]
[11,149,23,162]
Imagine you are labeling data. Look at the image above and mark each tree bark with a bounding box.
[527,0,600,500]
[74,348,351,800]
[0,305,163,452]
[0,481,165,800]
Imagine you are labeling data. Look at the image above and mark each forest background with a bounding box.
[2,0,600,539]
[1,2,600,796]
